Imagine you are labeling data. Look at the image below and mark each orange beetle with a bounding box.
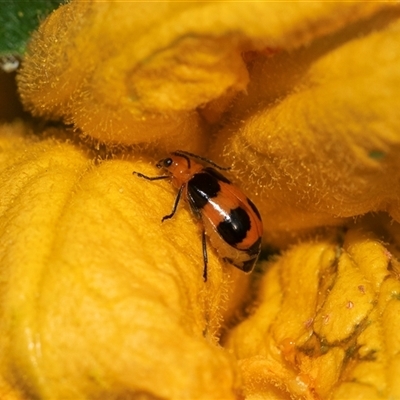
[133,150,263,281]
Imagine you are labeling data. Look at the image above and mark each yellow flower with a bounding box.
[225,216,400,398]
[0,1,399,398]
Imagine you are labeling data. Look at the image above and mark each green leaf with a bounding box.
[0,0,64,59]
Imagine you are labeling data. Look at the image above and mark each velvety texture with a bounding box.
[1,1,399,399]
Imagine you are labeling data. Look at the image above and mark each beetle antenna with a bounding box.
[172,151,191,169]
[173,150,231,171]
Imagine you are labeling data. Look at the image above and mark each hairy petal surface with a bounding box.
[18,1,392,148]
[225,216,400,399]
[215,13,400,242]
[0,122,243,399]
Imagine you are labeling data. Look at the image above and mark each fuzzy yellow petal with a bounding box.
[0,122,247,399]
[215,12,400,241]
[224,216,400,399]
[7,1,400,398]
[18,1,392,148]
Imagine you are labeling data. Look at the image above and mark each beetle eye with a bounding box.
[156,157,173,169]
[163,158,173,167]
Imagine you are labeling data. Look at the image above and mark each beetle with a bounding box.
[132,150,263,281]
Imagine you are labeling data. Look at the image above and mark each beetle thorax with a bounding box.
[167,157,203,188]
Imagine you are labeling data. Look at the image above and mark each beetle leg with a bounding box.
[162,184,184,222]
[202,229,208,282]
[133,172,170,181]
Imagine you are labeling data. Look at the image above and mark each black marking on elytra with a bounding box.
[247,237,262,256]
[203,167,231,184]
[246,197,261,221]
[217,206,250,246]
[241,258,256,272]
[223,257,256,273]
[187,172,221,209]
